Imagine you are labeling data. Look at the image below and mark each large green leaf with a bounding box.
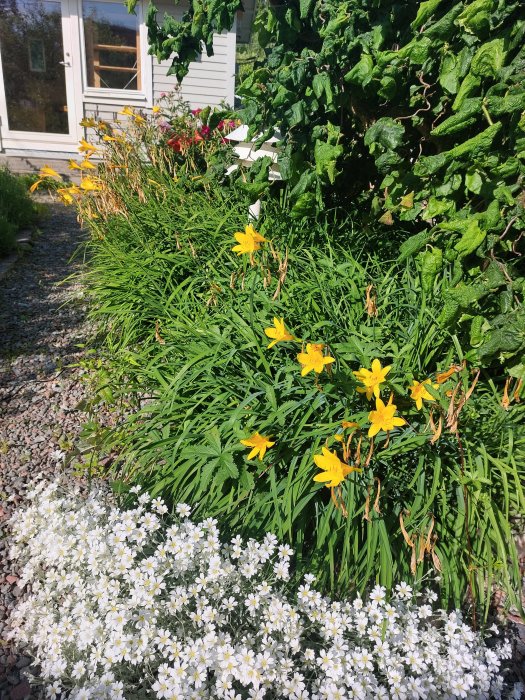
[470,39,506,78]
[454,219,486,259]
[364,118,405,153]
[314,140,343,183]
[457,0,494,35]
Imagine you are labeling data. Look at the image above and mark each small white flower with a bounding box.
[175,503,192,518]
[395,581,413,598]
[6,481,510,700]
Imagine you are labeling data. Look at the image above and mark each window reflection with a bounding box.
[0,0,69,133]
[83,0,140,90]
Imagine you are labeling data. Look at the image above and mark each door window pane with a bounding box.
[0,0,69,133]
[83,1,141,90]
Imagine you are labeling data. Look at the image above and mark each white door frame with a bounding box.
[0,0,83,152]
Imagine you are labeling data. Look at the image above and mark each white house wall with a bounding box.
[152,1,235,110]
[83,1,236,124]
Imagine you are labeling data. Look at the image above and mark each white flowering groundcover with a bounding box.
[6,481,522,700]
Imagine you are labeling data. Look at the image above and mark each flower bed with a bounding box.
[7,482,522,699]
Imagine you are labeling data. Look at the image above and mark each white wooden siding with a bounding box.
[152,1,235,109]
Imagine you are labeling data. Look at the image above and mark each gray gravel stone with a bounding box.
[0,199,99,699]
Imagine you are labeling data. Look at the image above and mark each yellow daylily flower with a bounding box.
[39,165,61,179]
[231,224,267,256]
[79,117,98,128]
[152,105,161,114]
[353,358,391,400]
[240,432,275,461]
[409,379,439,410]
[297,343,335,377]
[264,317,295,348]
[29,179,43,193]
[29,165,62,192]
[80,159,96,170]
[119,106,135,116]
[78,139,97,155]
[341,420,359,429]
[245,223,266,243]
[102,134,123,142]
[80,177,102,192]
[57,187,75,205]
[368,396,405,437]
[68,159,82,170]
[313,446,360,487]
[134,114,146,125]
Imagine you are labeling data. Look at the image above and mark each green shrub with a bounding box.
[0,214,17,256]
[0,168,39,255]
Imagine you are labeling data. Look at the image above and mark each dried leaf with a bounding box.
[446,381,462,434]
[379,210,394,225]
[431,547,442,572]
[417,534,426,564]
[400,191,414,208]
[363,487,371,522]
[410,546,417,575]
[155,320,166,345]
[399,511,414,548]
[373,477,381,515]
[501,377,511,410]
[364,284,378,317]
[429,411,443,444]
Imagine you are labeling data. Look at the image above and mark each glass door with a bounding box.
[0,0,79,146]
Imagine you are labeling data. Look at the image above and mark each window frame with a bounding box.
[78,0,152,105]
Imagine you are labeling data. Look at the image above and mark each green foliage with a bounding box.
[136,0,242,80]
[0,168,39,255]
[141,0,525,375]
[75,128,524,614]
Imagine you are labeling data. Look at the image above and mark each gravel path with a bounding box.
[0,201,91,700]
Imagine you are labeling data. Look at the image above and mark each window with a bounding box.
[83,0,140,90]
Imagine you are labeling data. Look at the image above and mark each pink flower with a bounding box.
[200,125,211,138]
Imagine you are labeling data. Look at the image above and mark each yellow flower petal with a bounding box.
[368,423,381,438]
[367,396,404,436]
[264,317,295,348]
[29,179,43,193]
[240,432,275,461]
[39,165,61,179]
[354,359,390,401]
[298,344,335,376]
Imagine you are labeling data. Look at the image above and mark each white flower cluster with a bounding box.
[7,481,521,700]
